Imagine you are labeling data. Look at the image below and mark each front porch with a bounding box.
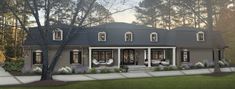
[88,47,176,69]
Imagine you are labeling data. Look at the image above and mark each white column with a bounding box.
[163,49,166,59]
[148,48,151,67]
[172,47,176,66]
[89,47,92,69]
[117,48,121,68]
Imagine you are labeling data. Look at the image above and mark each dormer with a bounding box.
[53,28,63,41]
[196,31,205,41]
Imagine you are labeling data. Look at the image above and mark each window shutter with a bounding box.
[187,51,190,62]
[218,50,221,60]
[78,52,82,64]
[70,51,74,64]
[181,51,184,62]
[33,52,36,64]
[41,52,43,64]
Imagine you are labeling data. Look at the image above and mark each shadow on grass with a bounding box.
[201,72,234,77]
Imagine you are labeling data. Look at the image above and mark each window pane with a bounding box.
[125,33,132,41]
[151,34,157,41]
[92,51,98,59]
[99,33,106,41]
[36,52,41,64]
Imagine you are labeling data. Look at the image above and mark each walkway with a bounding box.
[0,67,235,86]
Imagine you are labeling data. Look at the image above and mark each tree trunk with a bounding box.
[213,49,221,73]
[40,45,51,80]
[206,0,221,73]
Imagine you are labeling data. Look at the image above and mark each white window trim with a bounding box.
[34,50,42,64]
[98,32,106,41]
[125,31,133,42]
[196,31,205,41]
[72,49,80,64]
[53,28,63,41]
[150,32,158,42]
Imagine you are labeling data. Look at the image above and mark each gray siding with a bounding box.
[177,48,214,65]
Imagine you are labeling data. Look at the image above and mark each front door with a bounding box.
[122,49,135,65]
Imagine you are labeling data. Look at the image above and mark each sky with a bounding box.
[29,0,142,27]
[107,0,142,23]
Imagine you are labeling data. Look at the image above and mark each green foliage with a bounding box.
[89,68,97,74]
[3,59,24,72]
[163,66,176,71]
[153,66,161,71]
[100,68,111,73]
[120,65,129,72]
[114,68,122,73]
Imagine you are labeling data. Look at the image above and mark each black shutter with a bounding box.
[33,52,36,64]
[181,51,184,62]
[218,50,221,60]
[70,51,74,64]
[212,50,214,61]
[187,51,190,62]
[78,52,81,64]
[41,52,43,64]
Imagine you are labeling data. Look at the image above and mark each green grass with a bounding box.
[2,73,235,89]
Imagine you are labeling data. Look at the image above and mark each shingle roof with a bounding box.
[24,22,226,48]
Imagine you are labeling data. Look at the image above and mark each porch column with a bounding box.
[163,49,166,59]
[117,48,121,68]
[172,47,176,66]
[148,48,151,67]
[89,48,92,69]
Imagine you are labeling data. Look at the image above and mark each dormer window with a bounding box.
[150,32,158,42]
[125,32,133,42]
[53,28,63,41]
[196,31,205,41]
[98,32,106,41]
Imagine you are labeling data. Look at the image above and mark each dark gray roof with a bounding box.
[24,22,226,48]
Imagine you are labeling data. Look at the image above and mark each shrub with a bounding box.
[3,59,24,72]
[162,66,176,71]
[218,61,225,67]
[120,65,129,72]
[32,66,42,74]
[57,66,72,74]
[114,68,122,73]
[177,66,183,70]
[89,68,97,74]
[169,65,178,70]
[100,68,111,73]
[180,64,191,70]
[153,66,161,71]
[194,62,205,68]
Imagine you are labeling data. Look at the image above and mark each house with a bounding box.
[22,22,226,73]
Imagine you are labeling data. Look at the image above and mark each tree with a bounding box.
[4,0,126,81]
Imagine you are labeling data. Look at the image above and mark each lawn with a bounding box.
[1,73,235,89]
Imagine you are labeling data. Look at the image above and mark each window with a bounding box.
[53,28,63,41]
[196,31,205,41]
[150,32,158,42]
[98,32,106,41]
[125,32,133,42]
[33,50,43,64]
[92,50,113,63]
[181,49,190,62]
[70,49,82,64]
[145,50,164,60]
